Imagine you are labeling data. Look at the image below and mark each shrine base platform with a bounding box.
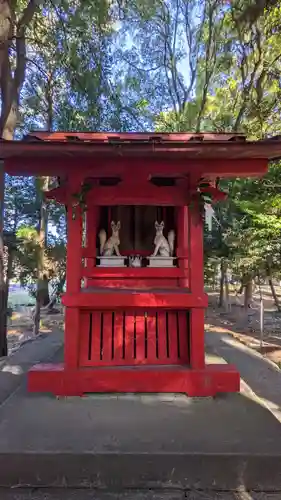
[27,363,240,397]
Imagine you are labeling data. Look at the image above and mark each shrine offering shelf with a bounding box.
[82,249,189,260]
[81,267,183,279]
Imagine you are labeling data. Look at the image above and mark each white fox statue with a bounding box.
[98,221,121,256]
[151,221,175,257]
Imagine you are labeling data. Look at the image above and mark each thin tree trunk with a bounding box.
[243,274,253,310]
[3,244,14,328]
[266,262,281,312]
[33,180,48,335]
[224,267,230,311]
[218,259,225,307]
[32,77,53,334]
[0,162,7,356]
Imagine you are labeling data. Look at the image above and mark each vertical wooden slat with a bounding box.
[78,312,90,366]
[157,311,167,361]
[178,311,189,364]
[90,311,102,362]
[135,314,145,362]
[114,311,125,361]
[124,313,135,363]
[168,311,179,363]
[146,312,157,363]
[190,309,205,368]
[101,312,113,362]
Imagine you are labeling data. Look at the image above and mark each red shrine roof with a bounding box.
[1,131,281,161]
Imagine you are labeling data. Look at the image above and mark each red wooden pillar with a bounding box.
[64,201,83,369]
[177,206,189,288]
[85,206,98,286]
[189,203,205,369]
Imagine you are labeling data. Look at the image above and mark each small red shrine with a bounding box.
[2,131,280,397]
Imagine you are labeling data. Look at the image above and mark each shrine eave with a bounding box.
[1,132,281,177]
[2,132,281,161]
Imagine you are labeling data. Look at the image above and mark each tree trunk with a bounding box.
[224,267,230,311]
[0,162,7,356]
[266,262,281,312]
[33,180,48,336]
[0,0,44,345]
[243,274,253,310]
[218,259,225,307]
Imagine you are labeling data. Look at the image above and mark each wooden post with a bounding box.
[189,202,205,369]
[177,206,189,287]
[64,200,83,369]
[0,161,7,356]
[86,206,98,273]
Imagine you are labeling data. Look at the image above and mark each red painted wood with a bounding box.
[62,291,208,309]
[146,312,157,363]
[190,309,205,369]
[113,312,125,362]
[66,205,82,293]
[64,308,80,369]
[86,278,179,289]
[168,311,179,362]
[79,312,91,366]
[45,186,67,203]
[101,312,113,363]
[178,311,189,364]
[189,202,204,294]
[135,314,145,362]
[82,267,183,279]
[5,156,268,178]
[177,206,189,287]
[64,202,83,370]
[157,311,167,361]
[28,363,240,397]
[125,313,135,363]
[79,309,191,368]
[86,185,187,206]
[90,311,102,363]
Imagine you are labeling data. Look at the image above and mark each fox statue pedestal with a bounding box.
[147,256,176,267]
[97,256,126,267]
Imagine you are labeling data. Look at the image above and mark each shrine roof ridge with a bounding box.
[19,131,247,143]
[2,131,281,164]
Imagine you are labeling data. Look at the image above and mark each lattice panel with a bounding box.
[79,310,190,367]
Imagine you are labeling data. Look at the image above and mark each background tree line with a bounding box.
[1,0,281,354]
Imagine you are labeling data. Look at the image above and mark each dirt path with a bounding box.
[7,308,64,355]
[206,287,281,366]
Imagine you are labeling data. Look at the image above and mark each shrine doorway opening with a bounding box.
[96,205,176,257]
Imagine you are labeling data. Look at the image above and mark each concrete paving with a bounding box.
[205,329,281,420]
[0,489,279,499]
[2,329,281,491]
[0,329,63,406]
